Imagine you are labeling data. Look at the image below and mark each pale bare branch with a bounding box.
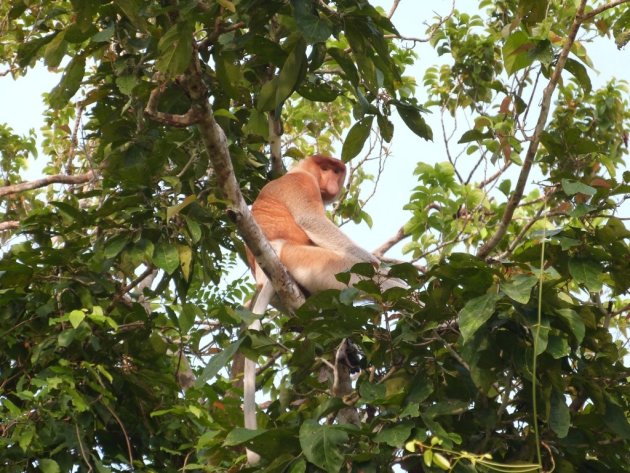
[0,170,96,198]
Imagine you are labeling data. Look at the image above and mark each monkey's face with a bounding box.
[310,155,346,203]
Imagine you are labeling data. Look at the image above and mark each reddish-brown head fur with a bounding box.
[293,154,346,204]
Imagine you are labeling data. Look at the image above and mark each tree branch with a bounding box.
[580,0,630,23]
[373,226,407,258]
[477,0,587,259]
[145,49,305,312]
[0,221,19,231]
[0,170,96,198]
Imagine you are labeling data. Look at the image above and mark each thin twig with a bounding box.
[75,423,94,473]
[102,402,134,467]
[580,0,630,23]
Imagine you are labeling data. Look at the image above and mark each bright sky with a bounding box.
[1,0,628,259]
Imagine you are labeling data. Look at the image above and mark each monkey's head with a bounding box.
[293,154,347,204]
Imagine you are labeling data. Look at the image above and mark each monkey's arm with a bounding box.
[299,215,379,264]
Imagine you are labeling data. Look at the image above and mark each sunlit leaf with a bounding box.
[458,293,501,342]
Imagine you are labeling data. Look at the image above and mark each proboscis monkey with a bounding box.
[242,154,405,464]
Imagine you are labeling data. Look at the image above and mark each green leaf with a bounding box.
[561,179,596,196]
[568,258,603,292]
[177,244,192,281]
[297,80,339,102]
[604,402,630,439]
[394,102,433,140]
[167,195,197,220]
[92,24,115,42]
[114,0,147,32]
[68,310,86,329]
[157,21,194,77]
[328,47,359,86]
[564,57,592,94]
[43,30,67,68]
[373,422,413,447]
[501,274,538,304]
[153,242,180,274]
[39,459,61,473]
[224,427,265,446]
[257,39,307,111]
[49,55,86,109]
[458,129,492,143]
[196,339,243,385]
[341,116,374,162]
[104,234,130,258]
[458,293,501,342]
[299,420,348,473]
[17,33,57,67]
[549,391,570,438]
[293,0,332,43]
[555,308,585,344]
[180,303,198,333]
[502,31,535,75]
[377,114,394,143]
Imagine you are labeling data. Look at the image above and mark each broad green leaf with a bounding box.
[561,179,596,196]
[458,293,501,342]
[104,235,130,258]
[299,420,348,473]
[17,33,57,67]
[19,426,35,451]
[458,129,492,143]
[377,114,394,143]
[328,47,359,86]
[153,242,180,274]
[564,58,592,94]
[68,310,86,329]
[157,21,194,77]
[257,40,306,111]
[57,329,76,348]
[196,338,243,385]
[293,0,332,43]
[501,274,538,304]
[39,459,61,473]
[288,459,307,473]
[276,39,307,104]
[568,258,603,292]
[49,55,86,109]
[224,427,265,446]
[178,244,192,281]
[297,80,339,102]
[180,303,198,333]
[604,402,630,439]
[167,195,197,220]
[549,391,570,438]
[116,75,138,96]
[114,0,147,32]
[373,422,413,447]
[502,31,534,75]
[43,30,67,68]
[546,335,570,359]
[92,24,115,42]
[555,308,585,344]
[341,116,374,162]
[394,102,433,140]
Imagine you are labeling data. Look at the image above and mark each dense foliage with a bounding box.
[1,0,630,472]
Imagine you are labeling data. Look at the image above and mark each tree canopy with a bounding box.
[1,0,630,472]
